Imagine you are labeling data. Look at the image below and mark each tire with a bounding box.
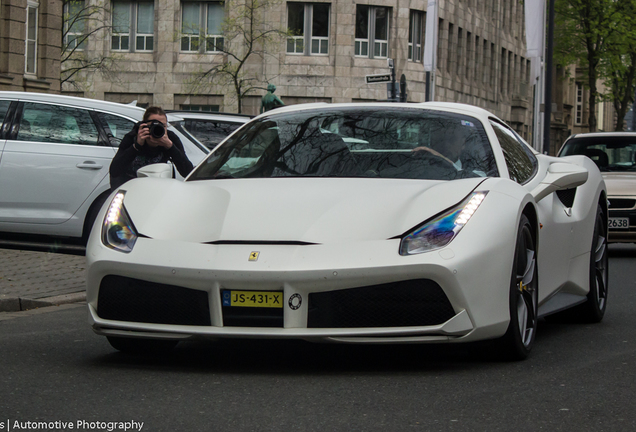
[573,204,609,322]
[82,193,109,244]
[107,336,178,354]
[498,214,538,361]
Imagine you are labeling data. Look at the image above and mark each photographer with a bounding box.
[109,106,194,190]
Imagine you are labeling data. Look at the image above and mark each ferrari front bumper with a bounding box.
[87,215,516,345]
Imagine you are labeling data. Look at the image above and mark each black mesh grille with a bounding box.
[608,198,636,209]
[556,188,577,208]
[307,279,455,328]
[97,275,212,326]
[222,305,284,327]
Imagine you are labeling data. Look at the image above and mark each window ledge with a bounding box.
[23,76,51,90]
[0,74,14,85]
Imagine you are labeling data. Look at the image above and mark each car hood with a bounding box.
[121,177,486,243]
[601,172,636,197]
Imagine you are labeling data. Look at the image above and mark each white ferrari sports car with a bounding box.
[86,102,608,360]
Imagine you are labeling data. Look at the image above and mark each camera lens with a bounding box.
[148,121,165,138]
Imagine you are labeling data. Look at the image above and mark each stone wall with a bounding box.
[0,0,61,92]
[57,0,533,137]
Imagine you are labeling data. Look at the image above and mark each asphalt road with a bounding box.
[0,245,635,432]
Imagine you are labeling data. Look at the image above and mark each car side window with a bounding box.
[490,120,537,184]
[16,103,99,146]
[97,112,135,147]
[0,100,10,130]
[184,119,243,148]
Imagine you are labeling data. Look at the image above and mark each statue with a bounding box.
[261,83,284,113]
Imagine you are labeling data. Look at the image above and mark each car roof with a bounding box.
[0,91,146,116]
[566,132,636,139]
[166,110,252,123]
[0,91,199,124]
[255,101,500,123]
[558,132,636,154]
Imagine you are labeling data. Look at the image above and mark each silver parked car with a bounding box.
[558,132,636,242]
[0,92,208,242]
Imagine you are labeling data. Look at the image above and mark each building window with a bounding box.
[456,28,463,76]
[64,0,87,51]
[490,43,496,88]
[482,39,488,85]
[446,23,453,73]
[408,10,423,62]
[179,104,220,111]
[112,1,154,52]
[355,5,389,58]
[575,82,583,125]
[466,32,472,79]
[286,3,330,56]
[181,2,224,53]
[25,2,38,74]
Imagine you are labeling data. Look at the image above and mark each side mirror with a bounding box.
[136,163,174,179]
[531,162,588,202]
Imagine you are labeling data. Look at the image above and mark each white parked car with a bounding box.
[0,92,208,242]
[86,102,608,360]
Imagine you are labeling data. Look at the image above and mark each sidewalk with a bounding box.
[0,248,86,312]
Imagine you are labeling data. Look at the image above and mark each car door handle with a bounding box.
[76,161,103,170]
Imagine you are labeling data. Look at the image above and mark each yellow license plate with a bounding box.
[221,290,283,308]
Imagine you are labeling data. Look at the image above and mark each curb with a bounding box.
[0,291,86,312]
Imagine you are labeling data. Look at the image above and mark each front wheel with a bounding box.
[574,204,608,322]
[498,214,538,361]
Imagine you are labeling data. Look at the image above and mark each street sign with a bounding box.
[366,74,392,84]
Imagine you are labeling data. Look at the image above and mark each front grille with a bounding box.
[97,275,211,326]
[307,279,455,328]
[608,210,636,227]
[608,199,636,209]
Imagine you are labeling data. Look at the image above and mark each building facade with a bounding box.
[42,0,533,140]
[1,0,542,140]
[0,0,62,92]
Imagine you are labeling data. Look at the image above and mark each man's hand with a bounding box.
[136,123,150,146]
[154,133,173,149]
[144,125,173,149]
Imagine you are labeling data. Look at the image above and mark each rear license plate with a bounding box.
[221,290,283,308]
[609,217,629,229]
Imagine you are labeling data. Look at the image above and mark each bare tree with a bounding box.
[61,0,118,89]
[189,0,289,113]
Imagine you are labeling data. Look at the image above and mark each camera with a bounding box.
[146,120,166,139]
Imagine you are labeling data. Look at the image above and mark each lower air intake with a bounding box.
[97,275,211,326]
[307,279,455,328]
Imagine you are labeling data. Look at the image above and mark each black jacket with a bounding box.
[109,122,194,190]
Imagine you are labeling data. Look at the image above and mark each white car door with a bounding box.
[0,101,116,225]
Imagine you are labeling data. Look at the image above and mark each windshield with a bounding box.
[560,136,636,172]
[188,107,498,181]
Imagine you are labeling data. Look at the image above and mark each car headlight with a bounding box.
[102,191,138,253]
[399,191,488,255]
